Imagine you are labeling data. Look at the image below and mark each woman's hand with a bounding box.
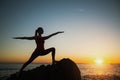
[57,31,64,34]
[13,37,19,39]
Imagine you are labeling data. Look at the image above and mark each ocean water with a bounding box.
[0,63,120,80]
[77,64,120,76]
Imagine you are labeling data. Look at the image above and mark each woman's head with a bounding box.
[37,27,44,34]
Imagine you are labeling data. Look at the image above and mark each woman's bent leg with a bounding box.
[51,48,55,64]
[44,47,56,64]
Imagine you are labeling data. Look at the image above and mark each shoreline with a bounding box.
[1,74,120,80]
[0,63,120,80]
[82,74,120,80]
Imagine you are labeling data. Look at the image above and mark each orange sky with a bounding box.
[0,0,120,64]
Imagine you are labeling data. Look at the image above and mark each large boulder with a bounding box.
[7,58,81,80]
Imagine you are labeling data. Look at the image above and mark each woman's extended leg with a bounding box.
[19,52,38,72]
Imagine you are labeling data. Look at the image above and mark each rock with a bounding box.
[7,58,81,80]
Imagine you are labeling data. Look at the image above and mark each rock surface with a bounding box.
[7,58,81,80]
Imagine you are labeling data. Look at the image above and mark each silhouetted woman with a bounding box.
[13,27,64,73]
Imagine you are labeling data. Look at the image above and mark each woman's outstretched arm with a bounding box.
[44,31,64,40]
[13,36,34,40]
[13,29,38,40]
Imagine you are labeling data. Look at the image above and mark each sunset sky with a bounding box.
[0,0,120,64]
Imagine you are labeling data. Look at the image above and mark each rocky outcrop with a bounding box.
[7,58,81,80]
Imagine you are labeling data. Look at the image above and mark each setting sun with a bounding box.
[95,59,103,64]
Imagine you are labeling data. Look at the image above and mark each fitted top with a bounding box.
[35,36,45,51]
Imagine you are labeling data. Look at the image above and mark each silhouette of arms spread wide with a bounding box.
[13,31,64,40]
[13,36,34,40]
[43,31,64,40]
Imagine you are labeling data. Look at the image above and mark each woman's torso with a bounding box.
[35,36,45,51]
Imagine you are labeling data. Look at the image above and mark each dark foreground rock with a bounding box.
[7,58,81,80]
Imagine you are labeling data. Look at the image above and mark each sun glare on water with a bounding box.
[95,59,103,65]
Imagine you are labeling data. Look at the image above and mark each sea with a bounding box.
[0,63,120,80]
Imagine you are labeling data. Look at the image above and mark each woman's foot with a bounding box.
[52,60,58,65]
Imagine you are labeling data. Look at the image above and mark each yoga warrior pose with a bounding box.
[13,27,64,72]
